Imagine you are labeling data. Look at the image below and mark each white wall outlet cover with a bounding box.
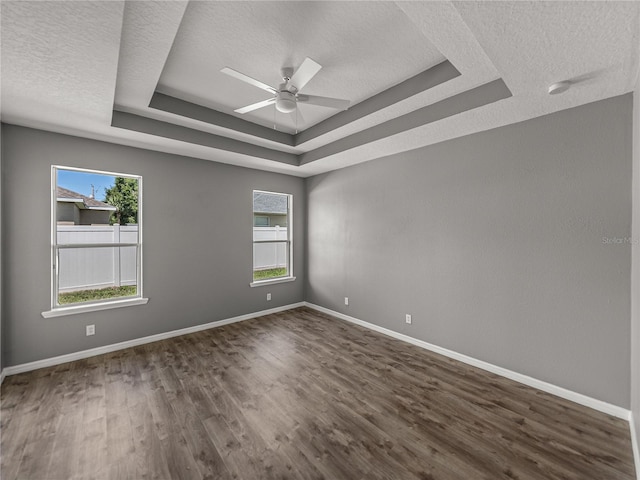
[267,293,272,301]
[86,324,95,336]
[345,297,349,305]
[405,314,412,324]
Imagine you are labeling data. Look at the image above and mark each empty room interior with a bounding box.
[2,1,640,479]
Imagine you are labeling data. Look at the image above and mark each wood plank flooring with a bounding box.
[1,307,636,479]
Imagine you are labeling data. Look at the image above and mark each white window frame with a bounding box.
[42,166,148,318]
[250,190,296,287]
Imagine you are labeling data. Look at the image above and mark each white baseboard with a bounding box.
[3,302,305,377]
[304,302,631,421]
[3,301,638,476]
[630,412,640,480]
[5,301,633,422]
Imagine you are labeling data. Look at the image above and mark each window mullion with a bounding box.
[56,242,139,249]
[252,240,289,245]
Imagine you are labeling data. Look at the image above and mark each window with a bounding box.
[251,190,294,285]
[254,215,270,227]
[43,166,147,317]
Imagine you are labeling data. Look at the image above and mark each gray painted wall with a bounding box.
[1,94,635,416]
[632,83,640,450]
[1,124,304,367]
[305,94,632,408]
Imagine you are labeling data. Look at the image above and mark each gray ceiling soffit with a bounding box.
[149,92,295,146]
[299,78,512,165]
[111,111,299,166]
[294,60,460,146]
[147,61,460,149]
[113,78,511,167]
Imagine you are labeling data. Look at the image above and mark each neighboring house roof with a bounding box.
[253,191,287,214]
[57,186,117,211]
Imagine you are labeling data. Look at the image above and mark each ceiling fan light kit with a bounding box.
[275,90,297,113]
[221,57,350,125]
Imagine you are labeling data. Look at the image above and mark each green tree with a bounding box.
[104,177,138,225]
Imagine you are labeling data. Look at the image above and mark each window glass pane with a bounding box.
[253,224,289,242]
[253,193,287,231]
[56,224,140,245]
[56,170,139,227]
[252,242,289,281]
[252,191,289,241]
[254,216,269,227]
[57,246,138,305]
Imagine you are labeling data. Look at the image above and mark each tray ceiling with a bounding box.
[1,1,639,177]
[157,1,446,134]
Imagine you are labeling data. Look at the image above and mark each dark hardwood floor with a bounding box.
[1,307,636,479]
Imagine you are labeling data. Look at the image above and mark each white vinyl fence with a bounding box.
[57,225,287,291]
[57,225,138,292]
[253,226,289,271]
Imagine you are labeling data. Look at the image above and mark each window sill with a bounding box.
[250,276,296,288]
[42,297,149,318]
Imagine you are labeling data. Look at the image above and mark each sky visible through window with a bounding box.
[57,170,115,201]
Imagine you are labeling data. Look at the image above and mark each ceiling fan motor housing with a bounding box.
[276,90,297,113]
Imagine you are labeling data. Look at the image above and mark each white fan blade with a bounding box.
[288,57,322,91]
[221,67,277,94]
[297,94,350,110]
[235,97,275,114]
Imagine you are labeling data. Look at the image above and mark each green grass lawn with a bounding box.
[60,271,284,304]
[253,267,287,281]
[58,285,137,305]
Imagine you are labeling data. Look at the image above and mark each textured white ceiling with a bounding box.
[296,0,502,152]
[157,1,445,134]
[454,1,640,100]
[1,1,124,127]
[114,1,188,109]
[1,1,639,178]
[296,0,640,176]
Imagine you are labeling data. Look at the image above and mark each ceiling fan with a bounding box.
[221,57,350,116]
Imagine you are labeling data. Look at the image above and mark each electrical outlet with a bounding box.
[267,293,271,301]
[405,314,412,325]
[86,324,95,336]
[345,297,349,306]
